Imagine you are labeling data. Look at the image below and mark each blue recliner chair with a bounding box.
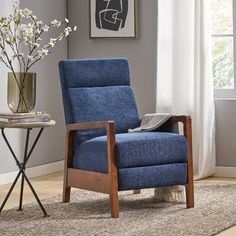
[58,58,194,218]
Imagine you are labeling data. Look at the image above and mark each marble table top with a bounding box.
[0,120,56,129]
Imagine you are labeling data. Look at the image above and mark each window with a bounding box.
[211,0,236,98]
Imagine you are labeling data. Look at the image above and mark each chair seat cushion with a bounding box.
[73,132,188,173]
[118,163,188,191]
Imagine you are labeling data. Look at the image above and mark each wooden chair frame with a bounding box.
[62,116,194,218]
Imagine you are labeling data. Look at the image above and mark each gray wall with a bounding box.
[0,0,68,174]
[1,0,234,176]
[68,0,157,116]
[215,100,236,167]
[0,0,22,175]
[0,0,158,176]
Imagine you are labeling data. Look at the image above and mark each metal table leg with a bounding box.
[18,129,30,211]
[0,128,49,217]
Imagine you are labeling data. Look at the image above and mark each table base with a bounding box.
[0,128,49,217]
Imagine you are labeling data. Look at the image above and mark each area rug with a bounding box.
[0,183,236,236]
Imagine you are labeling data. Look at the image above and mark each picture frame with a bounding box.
[89,0,138,38]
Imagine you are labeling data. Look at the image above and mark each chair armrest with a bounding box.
[67,121,115,132]
[65,121,116,174]
[169,115,192,144]
[169,115,191,126]
[169,115,192,146]
[170,115,193,184]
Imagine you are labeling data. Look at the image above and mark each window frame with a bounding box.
[213,0,236,98]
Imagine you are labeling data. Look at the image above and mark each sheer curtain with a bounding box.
[157,0,216,179]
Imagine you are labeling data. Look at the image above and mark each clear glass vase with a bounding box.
[7,72,36,113]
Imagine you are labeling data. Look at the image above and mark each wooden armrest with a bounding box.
[170,117,194,207]
[65,121,116,174]
[67,121,115,133]
[170,115,193,187]
[169,115,191,125]
[169,115,192,139]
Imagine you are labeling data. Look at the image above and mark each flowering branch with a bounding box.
[0,0,77,112]
[0,0,77,74]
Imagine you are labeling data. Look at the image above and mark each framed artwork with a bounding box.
[89,0,138,38]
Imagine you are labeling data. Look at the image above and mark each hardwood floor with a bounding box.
[0,172,235,235]
[0,172,64,210]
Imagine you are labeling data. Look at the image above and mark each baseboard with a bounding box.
[0,160,64,185]
[214,166,236,178]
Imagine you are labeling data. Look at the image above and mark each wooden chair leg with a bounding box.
[185,183,194,208]
[63,186,71,203]
[63,130,73,203]
[183,116,194,208]
[133,189,141,194]
[109,190,119,218]
[63,168,71,203]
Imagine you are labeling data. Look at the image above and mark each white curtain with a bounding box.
[157,0,216,179]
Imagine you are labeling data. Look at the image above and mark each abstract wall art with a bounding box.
[89,0,138,38]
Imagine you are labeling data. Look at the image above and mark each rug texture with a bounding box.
[0,183,236,236]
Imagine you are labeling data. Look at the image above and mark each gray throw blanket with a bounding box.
[129,113,185,203]
[128,113,174,132]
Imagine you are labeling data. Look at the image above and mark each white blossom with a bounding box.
[64,26,72,36]
[36,21,43,28]
[48,38,57,47]
[51,19,61,27]
[33,42,40,48]
[23,8,32,18]
[0,0,77,73]
[42,25,49,32]
[36,29,41,34]
[31,15,37,20]
[38,48,49,57]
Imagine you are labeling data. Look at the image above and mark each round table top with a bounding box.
[0,120,56,129]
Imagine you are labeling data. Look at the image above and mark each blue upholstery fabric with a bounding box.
[58,58,140,144]
[59,58,130,88]
[68,86,140,144]
[59,58,189,192]
[58,58,133,125]
[73,132,188,173]
[118,163,187,191]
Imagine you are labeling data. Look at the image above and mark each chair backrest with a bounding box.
[58,58,140,144]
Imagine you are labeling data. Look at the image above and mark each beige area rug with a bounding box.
[0,183,236,236]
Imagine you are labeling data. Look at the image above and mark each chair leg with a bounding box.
[133,189,141,194]
[185,183,194,208]
[183,116,194,208]
[63,169,71,203]
[63,186,71,203]
[109,190,119,218]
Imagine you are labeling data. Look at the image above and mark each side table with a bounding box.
[0,120,56,217]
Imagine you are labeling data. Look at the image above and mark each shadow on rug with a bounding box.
[0,183,236,236]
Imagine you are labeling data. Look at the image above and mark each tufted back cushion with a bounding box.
[59,58,140,144]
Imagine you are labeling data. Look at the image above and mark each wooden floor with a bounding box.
[0,172,235,235]
[0,172,64,210]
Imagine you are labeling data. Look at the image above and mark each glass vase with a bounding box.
[7,72,36,113]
